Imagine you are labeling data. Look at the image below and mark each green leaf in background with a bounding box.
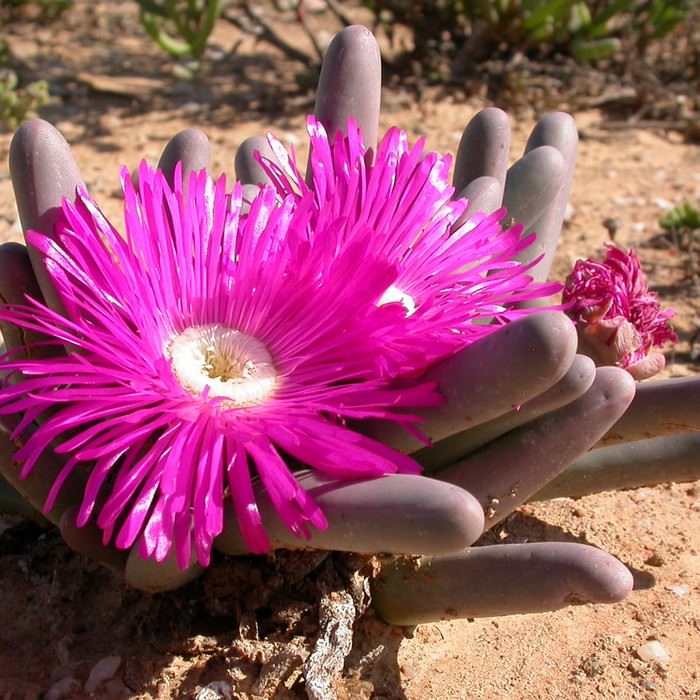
[135,0,221,69]
[661,202,700,232]
[571,36,621,61]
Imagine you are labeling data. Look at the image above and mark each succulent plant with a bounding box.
[0,25,698,636]
[135,0,221,77]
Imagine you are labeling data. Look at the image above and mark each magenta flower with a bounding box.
[260,117,562,371]
[0,123,555,569]
[563,245,677,379]
[0,164,443,568]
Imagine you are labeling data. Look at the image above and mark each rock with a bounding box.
[636,641,670,665]
[194,681,233,700]
[182,101,204,116]
[652,197,672,210]
[84,655,122,693]
[44,677,80,700]
[644,551,665,567]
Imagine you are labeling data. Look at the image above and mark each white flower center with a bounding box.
[378,285,417,316]
[167,324,277,407]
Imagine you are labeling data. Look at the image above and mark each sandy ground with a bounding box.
[0,2,699,698]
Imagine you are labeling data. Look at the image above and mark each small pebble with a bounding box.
[194,681,233,700]
[44,677,81,700]
[653,197,672,210]
[84,655,122,693]
[645,552,665,567]
[667,584,690,597]
[400,663,418,681]
[207,46,226,61]
[181,101,204,116]
[637,641,670,665]
[627,658,646,677]
[631,222,647,233]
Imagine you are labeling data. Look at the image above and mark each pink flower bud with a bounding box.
[563,246,677,379]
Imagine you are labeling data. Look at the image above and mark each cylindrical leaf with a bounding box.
[313,25,381,149]
[417,353,596,471]
[439,366,636,528]
[157,128,211,187]
[453,107,511,197]
[532,433,700,501]
[372,542,633,625]
[215,472,484,556]
[600,376,700,445]
[9,119,83,313]
[373,311,578,455]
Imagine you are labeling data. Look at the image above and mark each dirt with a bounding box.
[0,2,699,699]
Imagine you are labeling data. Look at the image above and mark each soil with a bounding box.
[0,2,699,699]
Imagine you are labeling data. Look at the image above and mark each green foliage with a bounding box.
[0,70,49,129]
[660,202,700,232]
[365,0,691,63]
[0,76,47,130]
[0,0,73,22]
[136,0,222,75]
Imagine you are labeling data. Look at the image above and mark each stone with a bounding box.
[84,655,122,693]
[44,677,80,700]
[636,641,670,665]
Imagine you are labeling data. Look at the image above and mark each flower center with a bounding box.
[378,284,417,316]
[167,324,277,407]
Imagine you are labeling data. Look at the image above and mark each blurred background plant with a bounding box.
[0,0,72,22]
[661,201,700,233]
[362,0,691,67]
[0,0,71,129]
[0,0,697,134]
[140,0,691,71]
[134,0,222,79]
[658,201,700,290]
[122,0,697,136]
[0,58,48,130]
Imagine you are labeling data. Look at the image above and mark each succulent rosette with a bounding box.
[563,245,677,379]
[0,122,557,569]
